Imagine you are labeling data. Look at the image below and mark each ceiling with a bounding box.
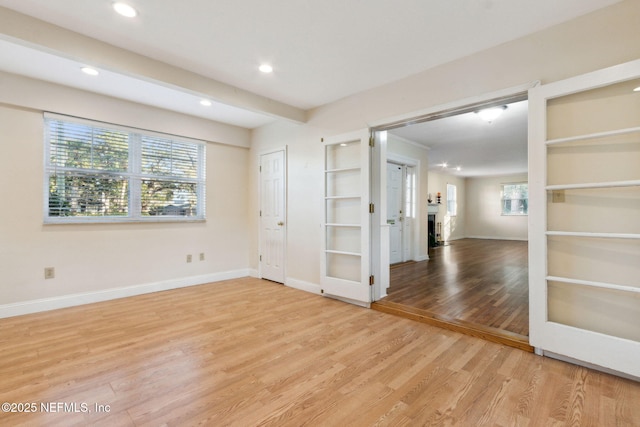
[0,0,621,129]
[390,99,529,177]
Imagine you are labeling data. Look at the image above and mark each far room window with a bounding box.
[44,114,206,223]
[501,183,528,216]
[446,183,457,216]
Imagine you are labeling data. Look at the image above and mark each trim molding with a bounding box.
[0,269,251,319]
[465,235,528,241]
[286,278,322,295]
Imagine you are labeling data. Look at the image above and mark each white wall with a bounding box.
[0,73,251,315]
[465,174,529,241]
[249,1,640,289]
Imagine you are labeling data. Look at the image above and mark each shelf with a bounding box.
[547,275,640,294]
[324,250,361,257]
[546,180,640,191]
[325,195,361,200]
[546,125,640,146]
[546,231,640,240]
[325,167,360,173]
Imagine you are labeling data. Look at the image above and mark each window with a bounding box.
[45,114,206,223]
[446,183,457,216]
[501,183,528,215]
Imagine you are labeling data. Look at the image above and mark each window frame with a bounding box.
[446,183,457,216]
[43,113,206,224]
[501,182,528,216]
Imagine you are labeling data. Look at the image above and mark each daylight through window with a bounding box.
[44,114,206,223]
[501,183,528,216]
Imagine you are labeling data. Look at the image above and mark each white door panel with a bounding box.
[260,150,286,283]
[387,163,403,264]
[529,59,640,377]
[321,130,371,304]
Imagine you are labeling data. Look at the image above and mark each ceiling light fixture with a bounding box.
[81,67,99,76]
[259,64,273,74]
[113,2,137,18]
[476,105,507,123]
[200,100,212,107]
[634,86,640,92]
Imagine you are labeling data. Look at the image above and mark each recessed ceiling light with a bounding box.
[113,2,137,18]
[634,86,640,92]
[200,100,212,107]
[81,67,99,76]
[259,64,273,74]
[456,166,461,171]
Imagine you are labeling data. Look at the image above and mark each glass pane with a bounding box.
[48,120,128,172]
[48,173,128,217]
[325,170,360,197]
[547,186,640,234]
[326,226,360,253]
[326,253,360,282]
[141,180,198,216]
[326,198,360,224]
[547,131,640,186]
[141,136,200,178]
[325,140,360,170]
[548,280,640,342]
[547,236,640,289]
[547,78,640,140]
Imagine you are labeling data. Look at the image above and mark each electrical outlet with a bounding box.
[44,267,55,279]
[186,254,192,263]
[199,253,205,261]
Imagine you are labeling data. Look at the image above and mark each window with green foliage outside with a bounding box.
[45,115,206,223]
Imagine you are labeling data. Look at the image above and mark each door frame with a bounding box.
[369,81,538,303]
[258,146,287,283]
[387,153,420,264]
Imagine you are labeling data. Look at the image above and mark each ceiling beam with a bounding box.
[0,6,306,124]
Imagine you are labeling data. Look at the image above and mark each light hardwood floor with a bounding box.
[1,278,638,426]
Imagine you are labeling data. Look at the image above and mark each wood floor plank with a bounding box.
[1,277,638,425]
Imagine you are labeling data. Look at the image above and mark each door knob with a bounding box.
[277,221,284,226]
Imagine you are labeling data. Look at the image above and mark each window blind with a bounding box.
[44,114,206,223]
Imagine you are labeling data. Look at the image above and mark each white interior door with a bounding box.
[321,130,371,304]
[529,59,640,377]
[387,163,403,264]
[260,149,286,283]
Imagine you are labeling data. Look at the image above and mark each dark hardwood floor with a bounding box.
[373,239,529,350]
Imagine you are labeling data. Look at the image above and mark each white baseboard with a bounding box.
[464,235,528,241]
[0,269,251,319]
[415,254,429,261]
[285,277,322,295]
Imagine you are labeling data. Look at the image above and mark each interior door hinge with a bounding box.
[369,136,375,147]
[369,203,375,214]
[259,255,262,261]
[369,275,375,286]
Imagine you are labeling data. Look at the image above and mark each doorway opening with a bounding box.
[372,91,532,351]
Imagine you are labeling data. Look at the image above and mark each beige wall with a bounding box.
[249,1,640,289]
[427,172,466,242]
[465,174,529,241]
[0,74,251,311]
